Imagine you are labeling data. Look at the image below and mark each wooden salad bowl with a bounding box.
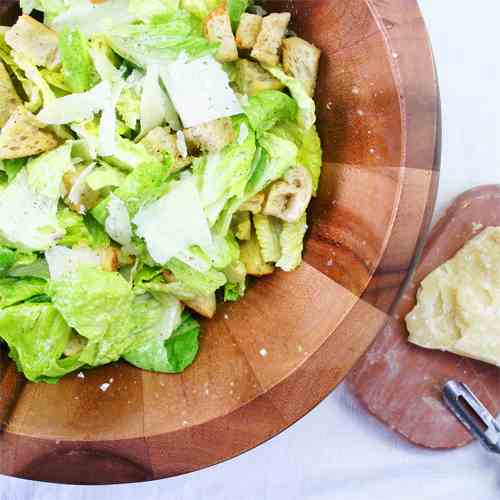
[0,0,440,484]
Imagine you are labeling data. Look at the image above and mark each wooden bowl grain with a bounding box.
[0,0,440,484]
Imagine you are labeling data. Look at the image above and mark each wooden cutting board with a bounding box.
[348,185,500,449]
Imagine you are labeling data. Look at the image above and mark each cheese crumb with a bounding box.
[99,382,110,392]
[259,348,268,357]
[77,371,85,379]
[176,130,188,159]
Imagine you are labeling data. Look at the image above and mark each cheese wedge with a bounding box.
[406,226,500,367]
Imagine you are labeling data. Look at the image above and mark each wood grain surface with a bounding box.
[0,0,440,483]
[349,186,500,449]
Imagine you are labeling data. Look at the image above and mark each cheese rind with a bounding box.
[406,227,500,367]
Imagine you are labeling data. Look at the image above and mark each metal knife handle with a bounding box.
[443,380,500,454]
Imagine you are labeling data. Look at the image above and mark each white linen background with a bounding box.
[2,1,500,498]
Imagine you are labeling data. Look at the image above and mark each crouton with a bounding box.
[251,12,291,67]
[5,15,60,69]
[236,13,263,49]
[184,293,216,319]
[236,59,284,96]
[140,127,192,172]
[283,37,321,97]
[0,61,21,128]
[101,246,120,272]
[239,192,265,214]
[0,106,60,159]
[183,117,235,154]
[206,11,238,63]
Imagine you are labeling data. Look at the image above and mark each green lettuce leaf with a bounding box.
[59,27,96,93]
[0,303,84,382]
[57,208,110,249]
[0,247,16,273]
[274,121,323,194]
[166,257,227,297]
[245,132,298,197]
[180,0,222,19]
[0,277,47,308]
[253,214,282,262]
[193,118,256,225]
[0,159,26,183]
[8,253,50,280]
[224,281,241,301]
[228,0,249,31]
[49,267,134,365]
[129,0,180,21]
[92,159,172,224]
[243,90,297,134]
[109,10,217,67]
[276,213,308,271]
[266,66,316,130]
[124,311,200,374]
[85,163,127,192]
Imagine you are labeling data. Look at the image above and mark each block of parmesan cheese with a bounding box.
[406,226,500,367]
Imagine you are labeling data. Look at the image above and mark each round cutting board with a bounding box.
[0,0,440,484]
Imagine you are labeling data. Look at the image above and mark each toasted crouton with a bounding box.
[0,106,60,159]
[239,192,265,214]
[206,11,238,63]
[183,117,235,154]
[140,127,192,172]
[251,12,291,67]
[184,293,216,319]
[0,61,21,128]
[5,15,60,69]
[236,13,263,49]
[283,37,321,97]
[101,247,120,272]
[236,59,284,96]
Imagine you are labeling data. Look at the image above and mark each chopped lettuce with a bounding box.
[59,27,95,93]
[45,245,101,280]
[166,257,226,297]
[274,121,323,194]
[92,159,172,224]
[124,311,200,374]
[49,266,134,365]
[140,64,170,138]
[267,66,316,130]
[243,90,298,134]
[105,193,133,246]
[133,175,212,264]
[129,0,180,21]
[245,132,298,197]
[253,214,281,263]
[0,303,84,382]
[181,0,221,19]
[193,118,256,225]
[8,253,50,280]
[0,277,47,308]
[227,0,249,31]
[0,247,16,274]
[85,163,126,191]
[276,214,308,271]
[0,158,26,182]
[109,10,216,67]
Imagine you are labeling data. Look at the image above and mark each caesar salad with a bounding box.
[0,0,322,382]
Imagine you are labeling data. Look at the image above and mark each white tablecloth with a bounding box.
[3,1,500,498]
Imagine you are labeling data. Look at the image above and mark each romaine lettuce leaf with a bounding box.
[0,158,26,183]
[129,0,180,21]
[165,257,226,297]
[49,266,134,365]
[0,303,84,382]
[109,10,216,67]
[59,27,95,93]
[274,121,323,194]
[92,159,171,224]
[253,214,281,263]
[8,253,50,280]
[245,132,298,197]
[0,277,47,308]
[85,163,126,191]
[127,292,183,351]
[227,0,249,31]
[123,311,200,374]
[276,213,308,271]
[181,0,222,19]
[193,118,256,225]
[0,247,16,274]
[202,230,240,270]
[243,90,297,134]
[266,66,316,130]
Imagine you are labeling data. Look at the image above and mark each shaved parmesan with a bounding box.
[46,245,102,280]
[105,194,132,246]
